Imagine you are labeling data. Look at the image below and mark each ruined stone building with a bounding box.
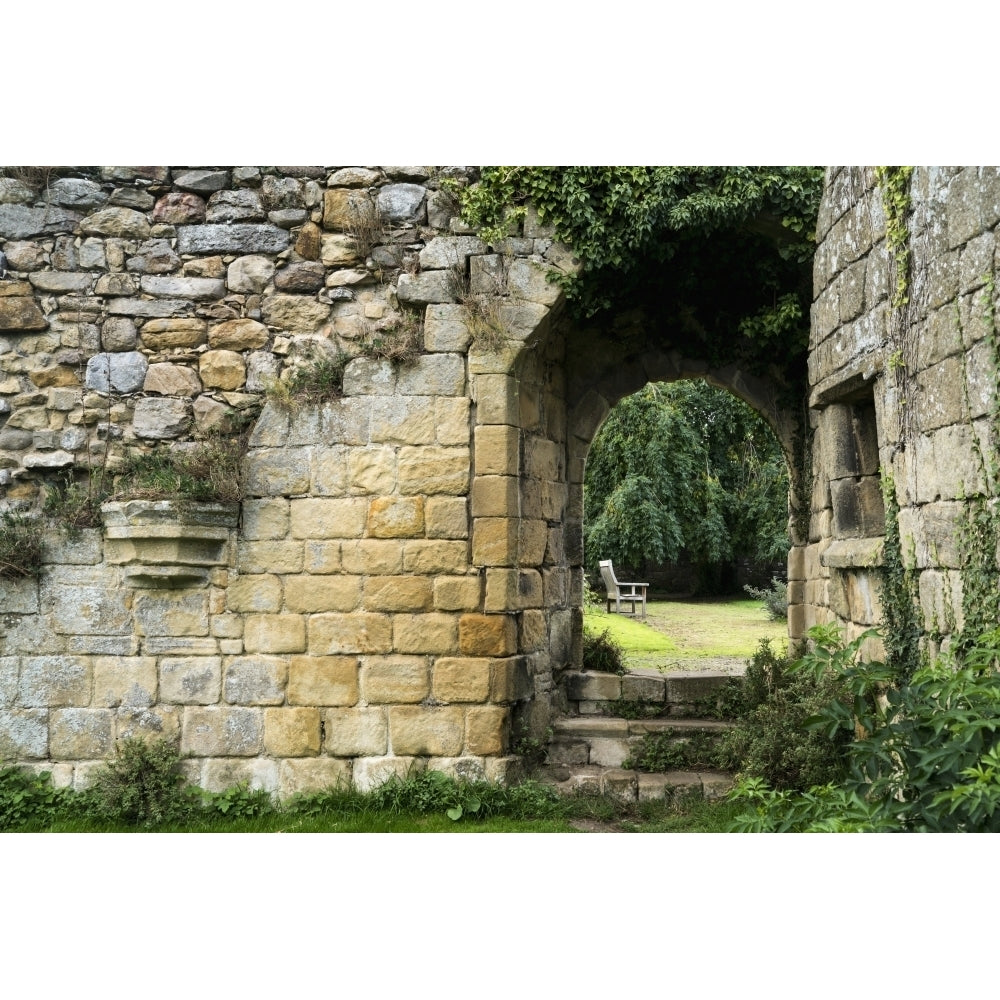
[0,166,995,793]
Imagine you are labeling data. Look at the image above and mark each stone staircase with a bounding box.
[537,667,741,803]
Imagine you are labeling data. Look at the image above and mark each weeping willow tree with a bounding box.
[584,380,790,593]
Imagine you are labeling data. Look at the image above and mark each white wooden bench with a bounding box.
[598,560,649,619]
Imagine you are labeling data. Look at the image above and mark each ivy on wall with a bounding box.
[873,166,914,309]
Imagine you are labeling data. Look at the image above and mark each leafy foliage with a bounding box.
[718,636,852,790]
[0,766,76,830]
[457,166,822,387]
[90,736,191,829]
[584,381,789,587]
[623,729,727,772]
[743,578,788,621]
[729,626,1000,832]
[582,627,627,674]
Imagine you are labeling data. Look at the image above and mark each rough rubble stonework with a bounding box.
[0,165,994,794]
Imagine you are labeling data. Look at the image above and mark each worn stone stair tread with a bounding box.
[537,763,736,802]
[552,716,734,738]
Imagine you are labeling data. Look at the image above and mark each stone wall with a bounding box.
[6,163,991,790]
[0,166,574,793]
[806,167,1000,650]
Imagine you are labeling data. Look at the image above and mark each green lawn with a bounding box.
[585,596,787,670]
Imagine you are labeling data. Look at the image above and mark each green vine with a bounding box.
[878,472,921,681]
[874,166,914,309]
[954,274,1000,657]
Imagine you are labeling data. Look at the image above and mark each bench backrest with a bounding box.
[598,559,619,596]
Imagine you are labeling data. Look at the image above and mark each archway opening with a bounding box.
[578,375,793,676]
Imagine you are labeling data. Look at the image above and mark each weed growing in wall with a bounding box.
[267,349,349,407]
[0,510,44,578]
[874,166,914,309]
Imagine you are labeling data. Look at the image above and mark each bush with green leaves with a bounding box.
[743,578,788,621]
[582,628,627,675]
[728,625,1000,832]
[717,635,852,790]
[90,736,194,828]
[0,766,76,830]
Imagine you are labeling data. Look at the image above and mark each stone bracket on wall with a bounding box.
[101,500,238,588]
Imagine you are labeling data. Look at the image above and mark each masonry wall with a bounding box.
[807,167,1000,649]
[0,167,573,793]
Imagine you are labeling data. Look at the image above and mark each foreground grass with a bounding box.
[585,596,787,670]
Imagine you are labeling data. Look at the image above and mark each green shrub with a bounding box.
[717,635,852,790]
[623,729,727,772]
[0,766,76,830]
[269,351,348,406]
[744,578,788,620]
[90,736,192,828]
[582,628,626,674]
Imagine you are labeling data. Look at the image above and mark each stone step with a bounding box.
[548,715,734,769]
[563,669,738,715]
[537,763,735,803]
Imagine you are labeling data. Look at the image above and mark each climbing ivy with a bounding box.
[873,166,914,309]
[879,472,921,681]
[456,166,823,393]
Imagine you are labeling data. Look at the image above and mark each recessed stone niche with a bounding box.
[102,499,238,588]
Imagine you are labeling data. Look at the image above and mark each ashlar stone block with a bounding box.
[93,657,157,708]
[323,707,388,756]
[360,656,429,704]
[425,497,468,539]
[49,708,114,759]
[397,446,470,495]
[474,425,519,476]
[284,574,361,613]
[223,656,287,705]
[18,656,91,707]
[465,705,508,755]
[278,757,352,798]
[432,657,491,703]
[226,574,283,614]
[288,656,359,706]
[363,576,433,613]
[367,496,425,538]
[459,614,517,656]
[389,706,464,756]
[264,707,321,756]
[0,709,49,759]
[308,612,393,655]
[181,706,263,756]
[159,657,222,705]
[433,575,482,612]
[244,614,306,654]
[200,758,279,794]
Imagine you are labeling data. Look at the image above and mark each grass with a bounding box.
[584,596,787,671]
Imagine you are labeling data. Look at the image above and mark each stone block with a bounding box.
[472,517,517,566]
[201,758,279,794]
[226,574,283,613]
[113,706,181,742]
[432,657,491,703]
[340,540,404,576]
[49,708,114,759]
[308,612,394,655]
[519,610,547,651]
[363,576,433,613]
[181,706,263,756]
[313,447,350,496]
[474,425,520,476]
[264,707,321,756]
[0,657,17,708]
[284,574,361,613]
[303,541,342,574]
[485,567,520,613]
[360,657,429,703]
[244,614,306,654]
[392,614,460,655]
[236,539,304,575]
[352,755,418,792]
[490,657,532,703]
[0,577,39,614]
[245,448,312,496]
[424,303,471,353]
[519,519,549,566]
[159,657,222,705]
[278,757,352,798]
[134,591,209,637]
[424,497,468,539]
[140,318,208,350]
[565,671,621,701]
[348,446,397,494]
[369,396,438,445]
[287,656,359,706]
[223,656,287,705]
[93,657,157,708]
[472,475,519,518]
[433,575,482,612]
[402,540,469,575]
[464,706,508,755]
[396,354,466,396]
[0,709,49,759]
[434,398,471,446]
[389,706,464,756]
[133,397,193,439]
[18,656,91,707]
[367,496,425,538]
[459,614,517,656]
[397,446,470,494]
[323,707,388,756]
[290,497,368,539]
